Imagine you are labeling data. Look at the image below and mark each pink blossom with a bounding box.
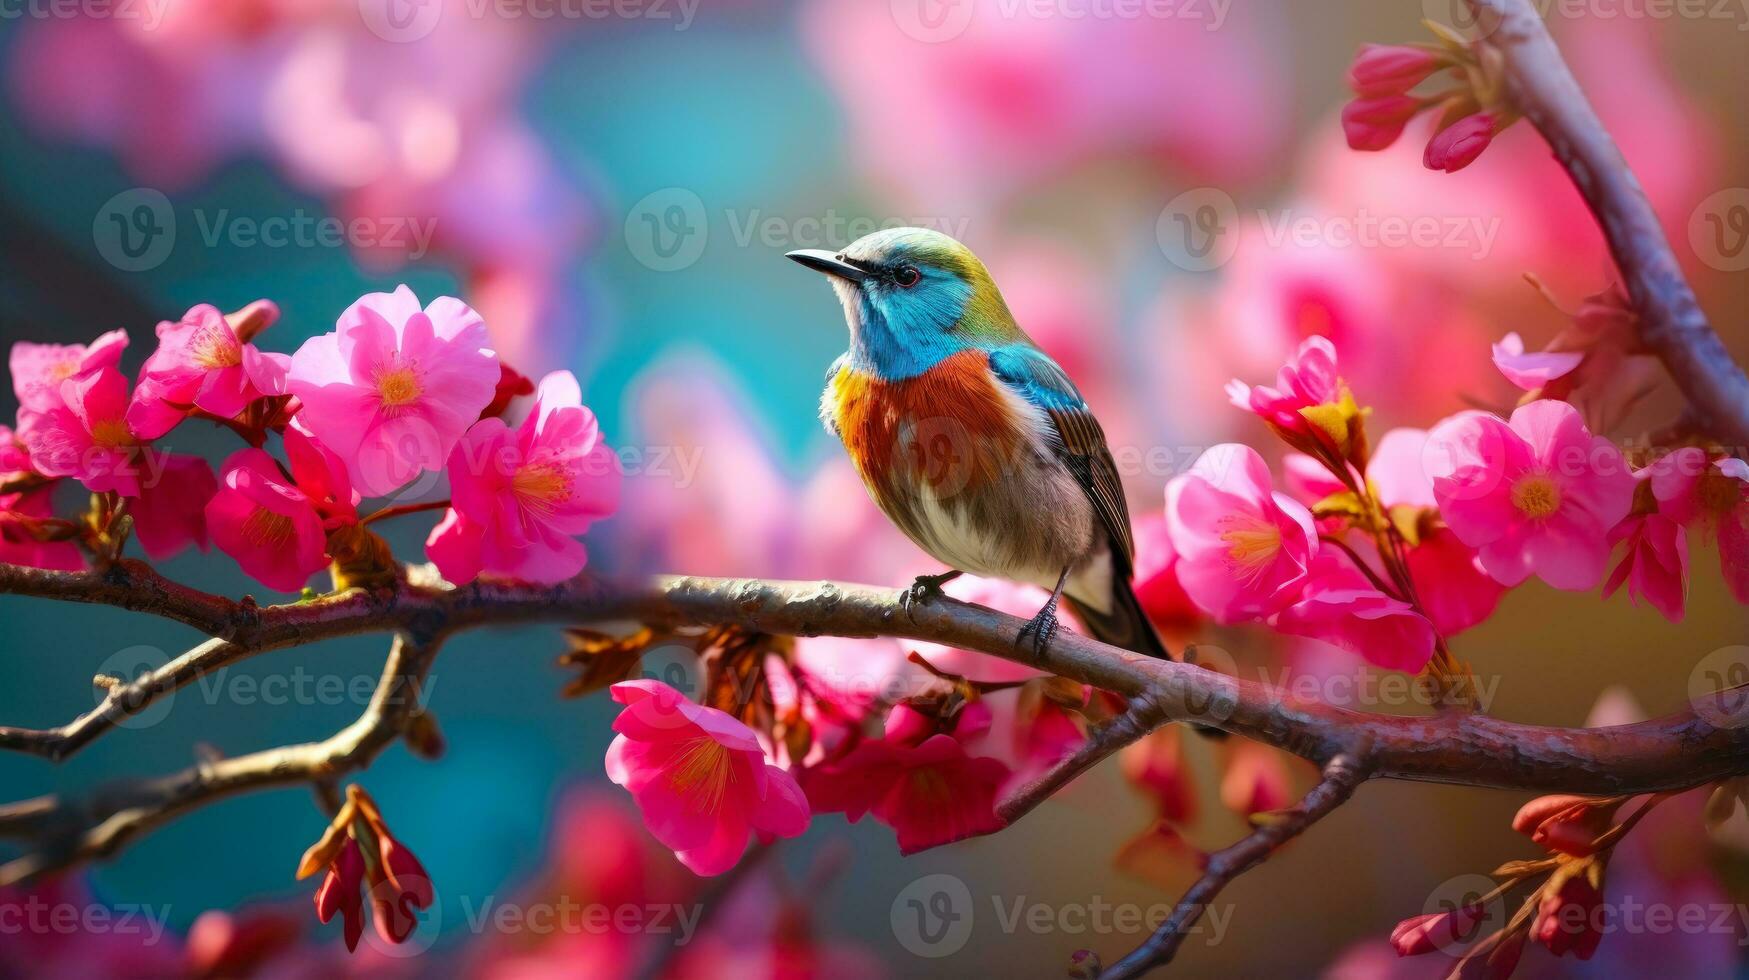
[1165,445,1318,623]
[21,366,152,496]
[1341,95,1423,152]
[1603,512,1688,622]
[1424,401,1636,589]
[131,454,216,560]
[1491,331,1585,392]
[287,286,498,497]
[0,427,79,571]
[425,371,618,585]
[8,329,127,430]
[1403,529,1506,636]
[801,703,1009,855]
[1131,513,1204,634]
[1368,427,1505,635]
[127,303,288,439]
[1347,44,1443,97]
[1276,553,1436,672]
[206,430,356,593]
[1651,448,1749,603]
[0,485,80,572]
[604,680,810,876]
[1424,112,1498,173]
[1225,336,1343,436]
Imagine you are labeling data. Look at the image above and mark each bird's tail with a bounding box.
[1066,576,1173,661]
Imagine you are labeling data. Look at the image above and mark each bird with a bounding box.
[787,227,1171,660]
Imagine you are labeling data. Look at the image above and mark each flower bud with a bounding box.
[1348,44,1444,96]
[1424,112,1498,173]
[1342,96,1424,151]
[1389,904,1485,956]
[1534,872,1605,959]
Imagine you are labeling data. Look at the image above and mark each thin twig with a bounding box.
[997,692,1171,825]
[0,630,444,885]
[1098,754,1372,979]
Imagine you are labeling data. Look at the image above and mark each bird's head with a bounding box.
[788,228,1017,379]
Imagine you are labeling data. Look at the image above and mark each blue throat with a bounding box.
[846,271,975,380]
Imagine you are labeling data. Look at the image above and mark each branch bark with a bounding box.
[0,630,442,886]
[1461,0,1749,448]
[4,564,1747,796]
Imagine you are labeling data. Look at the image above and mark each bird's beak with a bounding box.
[785,249,869,284]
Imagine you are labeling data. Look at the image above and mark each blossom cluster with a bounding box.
[1340,28,1520,173]
[2,286,619,595]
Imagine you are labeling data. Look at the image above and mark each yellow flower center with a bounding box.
[375,365,422,410]
[89,419,133,449]
[666,736,733,814]
[1218,513,1283,582]
[189,323,242,369]
[47,359,78,383]
[1510,474,1562,520]
[240,508,294,548]
[512,463,570,517]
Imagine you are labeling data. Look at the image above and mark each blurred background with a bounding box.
[0,0,1747,975]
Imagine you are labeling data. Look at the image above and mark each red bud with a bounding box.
[1342,96,1424,152]
[1348,44,1443,96]
[1389,904,1486,956]
[1424,112,1498,173]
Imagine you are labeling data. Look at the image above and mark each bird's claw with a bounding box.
[1016,600,1061,656]
[899,571,959,619]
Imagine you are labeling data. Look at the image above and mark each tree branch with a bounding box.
[0,630,443,885]
[997,691,1170,825]
[1461,0,1749,448]
[0,636,260,760]
[4,564,1747,797]
[1098,754,1371,979]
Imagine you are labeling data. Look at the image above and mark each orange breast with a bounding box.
[829,349,1029,503]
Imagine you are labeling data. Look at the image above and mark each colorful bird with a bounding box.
[788,228,1169,659]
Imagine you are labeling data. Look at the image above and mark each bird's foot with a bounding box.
[1016,597,1061,656]
[899,570,962,619]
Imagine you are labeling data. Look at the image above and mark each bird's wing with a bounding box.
[988,344,1135,568]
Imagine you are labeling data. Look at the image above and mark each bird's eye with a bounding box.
[893,265,921,288]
